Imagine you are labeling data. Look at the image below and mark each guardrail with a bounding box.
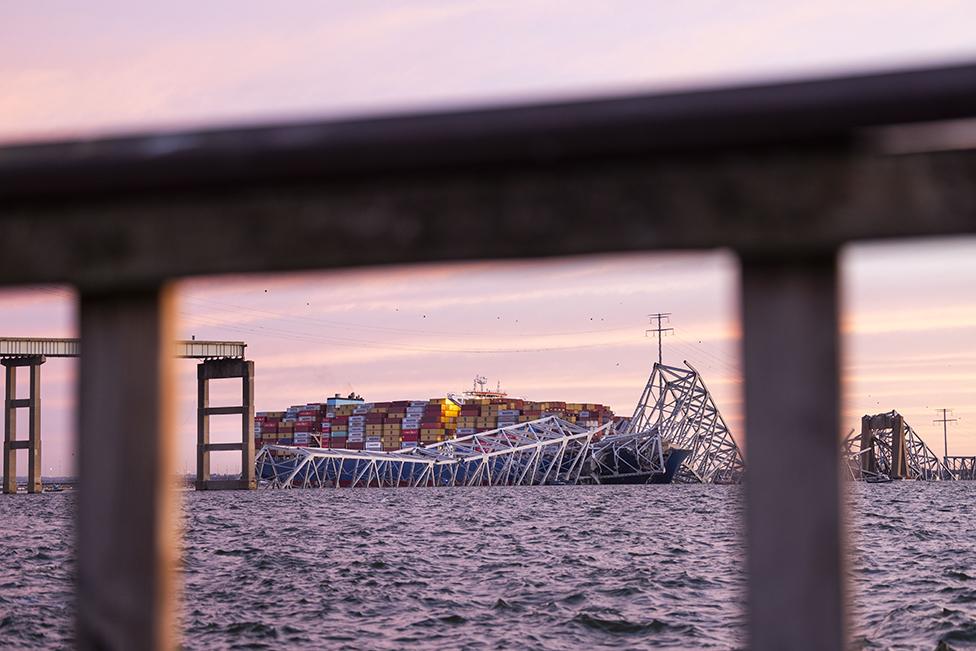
[2,60,976,650]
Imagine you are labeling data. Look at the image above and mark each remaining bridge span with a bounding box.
[0,337,245,359]
[0,336,253,493]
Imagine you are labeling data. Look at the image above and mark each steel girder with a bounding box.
[255,416,612,489]
[625,362,745,484]
[842,411,954,481]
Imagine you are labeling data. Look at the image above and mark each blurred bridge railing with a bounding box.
[2,61,976,650]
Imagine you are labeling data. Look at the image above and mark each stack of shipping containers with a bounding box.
[255,394,613,454]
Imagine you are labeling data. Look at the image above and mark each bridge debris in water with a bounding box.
[843,411,954,481]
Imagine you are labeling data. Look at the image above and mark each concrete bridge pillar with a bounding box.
[196,358,255,490]
[890,413,908,479]
[859,415,875,477]
[3,355,45,494]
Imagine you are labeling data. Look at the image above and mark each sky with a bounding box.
[3,2,976,474]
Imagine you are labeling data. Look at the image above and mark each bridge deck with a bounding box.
[0,337,245,359]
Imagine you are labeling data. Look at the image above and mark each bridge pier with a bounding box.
[196,358,255,490]
[3,355,45,494]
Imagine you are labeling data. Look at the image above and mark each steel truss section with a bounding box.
[256,416,613,489]
[625,362,745,484]
[945,456,976,480]
[842,411,954,481]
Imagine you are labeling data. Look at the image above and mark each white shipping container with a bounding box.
[499,409,520,416]
[409,401,427,407]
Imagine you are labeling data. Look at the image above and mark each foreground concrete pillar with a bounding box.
[196,358,255,490]
[741,252,845,651]
[2,355,45,494]
[77,287,178,650]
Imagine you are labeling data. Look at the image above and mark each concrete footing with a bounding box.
[196,358,255,490]
[3,355,45,494]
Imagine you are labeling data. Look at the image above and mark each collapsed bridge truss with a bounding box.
[257,416,613,489]
[625,362,745,484]
[256,362,744,489]
[842,411,954,481]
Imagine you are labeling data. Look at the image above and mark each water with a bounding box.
[0,483,974,649]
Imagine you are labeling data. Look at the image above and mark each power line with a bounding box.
[179,311,638,355]
[183,296,636,340]
[671,333,740,375]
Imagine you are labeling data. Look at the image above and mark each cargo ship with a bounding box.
[254,376,695,487]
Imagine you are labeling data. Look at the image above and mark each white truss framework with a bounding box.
[626,362,744,484]
[256,416,614,489]
[842,411,954,481]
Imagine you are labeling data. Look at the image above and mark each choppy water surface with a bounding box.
[1,483,974,649]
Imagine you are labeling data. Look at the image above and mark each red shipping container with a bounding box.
[332,416,349,424]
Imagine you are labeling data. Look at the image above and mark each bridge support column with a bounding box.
[3,355,45,494]
[891,413,909,479]
[859,415,876,477]
[196,358,255,490]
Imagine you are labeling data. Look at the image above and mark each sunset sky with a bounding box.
[3,2,976,474]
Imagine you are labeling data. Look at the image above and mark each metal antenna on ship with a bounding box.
[645,313,673,366]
